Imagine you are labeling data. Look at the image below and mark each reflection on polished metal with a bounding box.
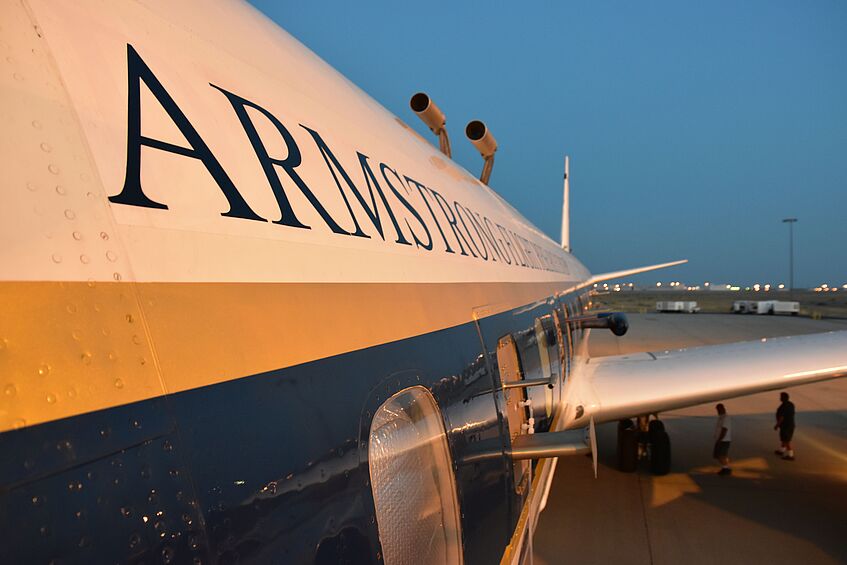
[510,429,590,460]
[501,377,554,390]
[461,430,590,464]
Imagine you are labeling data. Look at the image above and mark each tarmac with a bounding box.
[533,313,847,565]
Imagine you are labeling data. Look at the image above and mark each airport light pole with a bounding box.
[782,218,797,298]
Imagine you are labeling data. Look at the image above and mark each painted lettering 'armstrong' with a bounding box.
[110,44,568,275]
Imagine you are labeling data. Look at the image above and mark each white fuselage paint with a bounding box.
[4,0,590,287]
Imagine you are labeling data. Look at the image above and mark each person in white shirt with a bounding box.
[713,403,732,475]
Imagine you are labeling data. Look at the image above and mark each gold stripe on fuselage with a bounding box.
[0,280,574,433]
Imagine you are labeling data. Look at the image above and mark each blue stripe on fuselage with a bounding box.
[0,290,586,565]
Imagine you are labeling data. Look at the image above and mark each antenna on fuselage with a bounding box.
[561,155,570,252]
[465,120,497,185]
[410,92,452,158]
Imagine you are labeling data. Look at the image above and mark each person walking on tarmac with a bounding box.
[713,403,732,475]
[775,391,796,461]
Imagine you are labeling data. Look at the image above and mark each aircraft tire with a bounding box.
[647,418,665,439]
[649,430,671,475]
[617,419,638,473]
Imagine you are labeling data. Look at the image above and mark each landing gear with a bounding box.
[648,419,671,475]
[616,419,638,472]
[616,416,671,475]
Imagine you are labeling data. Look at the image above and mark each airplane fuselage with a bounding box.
[1,1,591,563]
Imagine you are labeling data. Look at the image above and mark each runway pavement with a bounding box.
[533,313,847,565]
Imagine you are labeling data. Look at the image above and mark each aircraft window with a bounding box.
[368,387,463,565]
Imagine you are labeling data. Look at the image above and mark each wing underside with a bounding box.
[573,331,847,425]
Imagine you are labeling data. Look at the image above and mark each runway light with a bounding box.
[657,282,662,287]
[778,284,785,289]
[843,284,847,289]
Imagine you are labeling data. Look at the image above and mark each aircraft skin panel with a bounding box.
[108,223,586,284]
[574,331,847,427]
[0,279,571,433]
[0,0,586,440]
[0,280,167,434]
[0,290,582,565]
[0,0,139,286]
[7,0,584,287]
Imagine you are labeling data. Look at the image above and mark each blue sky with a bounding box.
[250,1,846,287]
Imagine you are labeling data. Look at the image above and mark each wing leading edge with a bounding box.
[570,331,847,426]
[569,259,688,293]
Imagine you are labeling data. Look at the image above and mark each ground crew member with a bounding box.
[714,403,732,475]
[775,391,796,461]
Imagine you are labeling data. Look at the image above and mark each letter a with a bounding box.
[111,44,264,222]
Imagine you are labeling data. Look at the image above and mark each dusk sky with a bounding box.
[251,1,846,287]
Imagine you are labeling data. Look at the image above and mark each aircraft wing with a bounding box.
[570,259,688,292]
[575,330,847,425]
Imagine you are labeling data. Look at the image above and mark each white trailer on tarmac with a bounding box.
[732,300,758,314]
[755,300,800,315]
[656,301,700,313]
